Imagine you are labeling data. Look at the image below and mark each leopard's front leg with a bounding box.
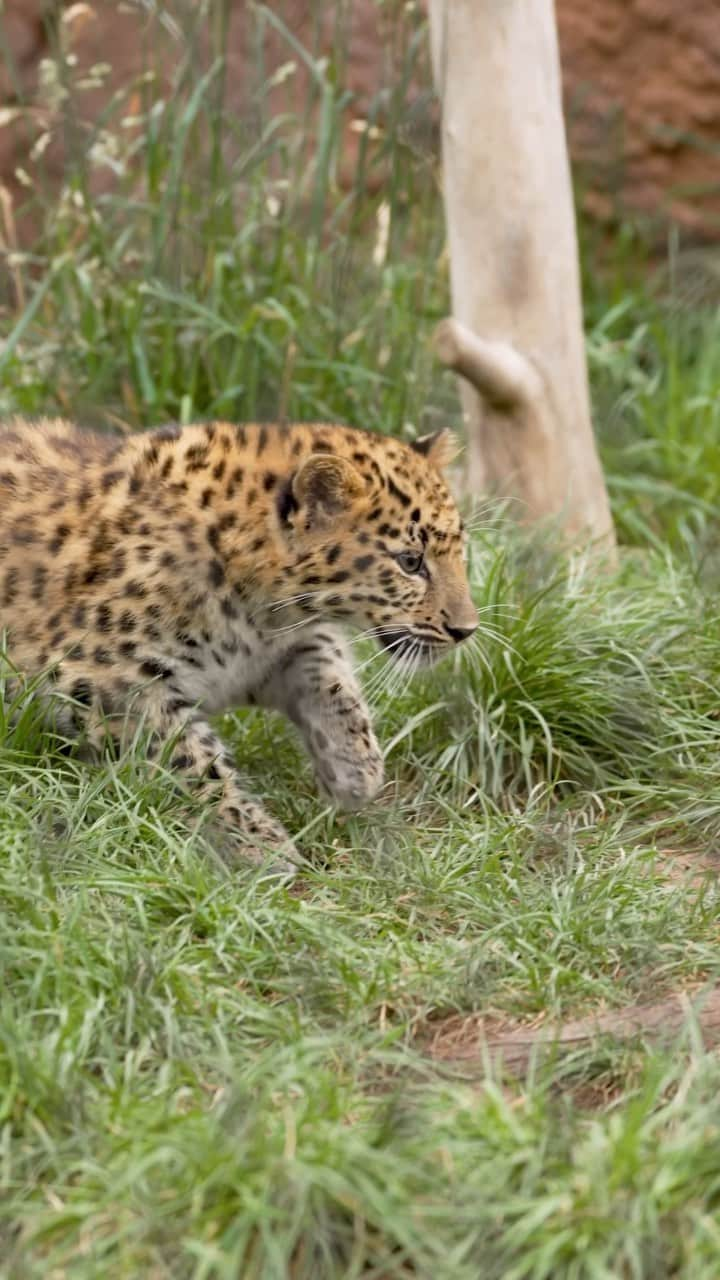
[258,629,384,811]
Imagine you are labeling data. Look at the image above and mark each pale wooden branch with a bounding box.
[427,988,720,1077]
[433,317,541,410]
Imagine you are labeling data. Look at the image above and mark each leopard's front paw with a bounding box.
[315,739,384,812]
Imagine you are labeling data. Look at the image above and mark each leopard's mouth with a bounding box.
[375,628,447,667]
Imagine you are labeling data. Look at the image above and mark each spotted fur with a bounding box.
[0,417,477,873]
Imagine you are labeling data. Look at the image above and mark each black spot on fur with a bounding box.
[185,444,209,472]
[387,477,412,508]
[153,423,181,443]
[11,521,36,545]
[166,698,190,716]
[140,659,173,680]
[171,753,193,772]
[48,524,71,555]
[31,566,47,601]
[70,679,93,706]
[277,479,298,524]
[209,558,225,588]
[112,549,128,577]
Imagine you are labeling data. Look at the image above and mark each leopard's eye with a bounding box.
[395,549,425,576]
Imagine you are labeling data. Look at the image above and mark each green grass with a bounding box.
[3,2,720,1275]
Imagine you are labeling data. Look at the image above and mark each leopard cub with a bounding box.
[0,417,478,873]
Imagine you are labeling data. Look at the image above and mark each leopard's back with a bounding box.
[0,416,121,504]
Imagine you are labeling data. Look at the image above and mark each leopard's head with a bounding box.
[276,428,478,666]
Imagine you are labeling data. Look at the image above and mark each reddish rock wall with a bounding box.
[0,0,719,241]
[558,0,720,236]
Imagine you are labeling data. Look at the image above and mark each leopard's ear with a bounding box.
[410,428,458,471]
[291,453,365,520]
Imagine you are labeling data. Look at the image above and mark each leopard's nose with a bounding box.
[444,623,478,644]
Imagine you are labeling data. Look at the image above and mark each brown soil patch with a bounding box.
[654,844,720,886]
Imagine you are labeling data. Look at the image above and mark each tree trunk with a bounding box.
[428,0,615,550]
